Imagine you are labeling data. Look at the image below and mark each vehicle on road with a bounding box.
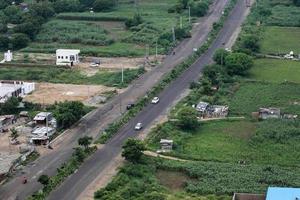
[151,97,160,104]
[134,123,143,130]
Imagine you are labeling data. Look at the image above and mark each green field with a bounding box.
[261,26,300,55]
[250,59,300,83]
[147,119,300,166]
[228,81,300,116]
[26,0,189,57]
[0,66,144,88]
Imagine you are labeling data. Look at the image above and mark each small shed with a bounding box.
[56,49,80,66]
[258,108,280,120]
[4,50,13,62]
[160,139,173,151]
[33,112,53,125]
[196,101,209,112]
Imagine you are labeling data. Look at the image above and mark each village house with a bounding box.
[160,139,173,151]
[33,112,53,126]
[56,49,80,66]
[0,81,35,103]
[0,115,16,133]
[258,108,281,120]
[29,127,56,145]
[195,101,229,118]
[196,101,209,113]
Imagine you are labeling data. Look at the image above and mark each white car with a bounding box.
[134,123,143,130]
[151,97,160,104]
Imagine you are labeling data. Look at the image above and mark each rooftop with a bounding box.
[33,112,52,121]
[0,84,22,98]
[56,49,80,54]
[266,187,300,200]
[0,152,20,174]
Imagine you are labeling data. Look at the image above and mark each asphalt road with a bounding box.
[48,1,251,199]
[0,1,229,199]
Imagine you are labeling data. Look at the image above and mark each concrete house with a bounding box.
[196,101,209,113]
[0,81,35,103]
[160,139,173,151]
[56,49,80,66]
[33,112,53,126]
[29,127,56,145]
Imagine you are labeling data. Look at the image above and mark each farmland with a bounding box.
[0,66,144,88]
[260,26,300,55]
[23,0,190,57]
[250,59,300,83]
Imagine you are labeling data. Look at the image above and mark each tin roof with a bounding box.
[266,187,300,200]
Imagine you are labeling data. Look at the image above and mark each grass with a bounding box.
[267,5,300,27]
[0,66,144,88]
[260,26,300,55]
[228,81,300,116]
[35,20,113,45]
[147,120,300,166]
[21,42,153,57]
[249,58,300,83]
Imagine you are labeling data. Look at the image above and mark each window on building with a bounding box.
[58,56,60,59]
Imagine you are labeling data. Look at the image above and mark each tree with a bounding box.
[93,0,115,12]
[51,101,85,129]
[178,0,189,9]
[38,174,50,186]
[177,106,199,130]
[190,1,209,17]
[78,136,92,149]
[0,35,9,50]
[0,97,20,115]
[10,128,19,140]
[122,138,145,163]
[53,0,82,13]
[294,0,300,6]
[241,35,260,52]
[224,53,253,75]
[14,22,39,39]
[125,13,143,28]
[213,49,230,65]
[10,33,30,50]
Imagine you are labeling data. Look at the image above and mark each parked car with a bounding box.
[126,103,135,110]
[151,97,160,104]
[134,122,143,130]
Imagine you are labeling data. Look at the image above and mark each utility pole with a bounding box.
[172,27,176,42]
[188,6,191,23]
[155,40,158,58]
[180,16,183,29]
[121,65,124,84]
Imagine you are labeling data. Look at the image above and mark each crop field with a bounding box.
[267,5,300,27]
[260,26,300,55]
[228,81,300,116]
[147,119,300,166]
[249,59,300,83]
[25,0,188,57]
[0,66,144,88]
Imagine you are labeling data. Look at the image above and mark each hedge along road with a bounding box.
[0,1,230,200]
[47,1,252,200]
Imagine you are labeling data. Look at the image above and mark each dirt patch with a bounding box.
[78,56,164,76]
[24,83,118,105]
[156,169,191,192]
[223,121,256,140]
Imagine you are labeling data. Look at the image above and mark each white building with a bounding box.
[0,81,35,103]
[4,50,13,62]
[56,49,80,66]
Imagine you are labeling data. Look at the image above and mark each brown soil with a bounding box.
[156,169,191,192]
[24,83,117,105]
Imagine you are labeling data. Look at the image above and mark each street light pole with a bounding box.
[188,6,191,23]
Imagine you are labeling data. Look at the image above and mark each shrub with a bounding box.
[122,138,146,163]
[125,13,143,28]
[177,106,199,130]
[224,53,253,75]
[93,0,115,12]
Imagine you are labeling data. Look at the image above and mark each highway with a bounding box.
[0,1,230,199]
[48,0,251,199]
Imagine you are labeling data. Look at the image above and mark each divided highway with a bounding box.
[48,1,251,199]
[0,1,230,199]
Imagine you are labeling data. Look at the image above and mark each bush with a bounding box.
[177,106,199,130]
[10,33,30,50]
[125,13,143,28]
[190,1,209,17]
[213,49,230,65]
[224,53,253,75]
[93,0,115,12]
[53,0,82,13]
[122,138,146,163]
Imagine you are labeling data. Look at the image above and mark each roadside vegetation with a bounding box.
[0,66,144,88]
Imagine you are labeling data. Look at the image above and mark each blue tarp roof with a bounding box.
[266,187,300,200]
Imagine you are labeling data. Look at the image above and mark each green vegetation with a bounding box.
[250,59,300,83]
[228,82,300,116]
[147,119,300,166]
[0,66,144,88]
[122,138,146,163]
[96,157,300,199]
[260,26,300,55]
[35,20,113,46]
[95,159,232,200]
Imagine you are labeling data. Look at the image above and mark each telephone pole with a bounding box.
[172,27,176,42]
